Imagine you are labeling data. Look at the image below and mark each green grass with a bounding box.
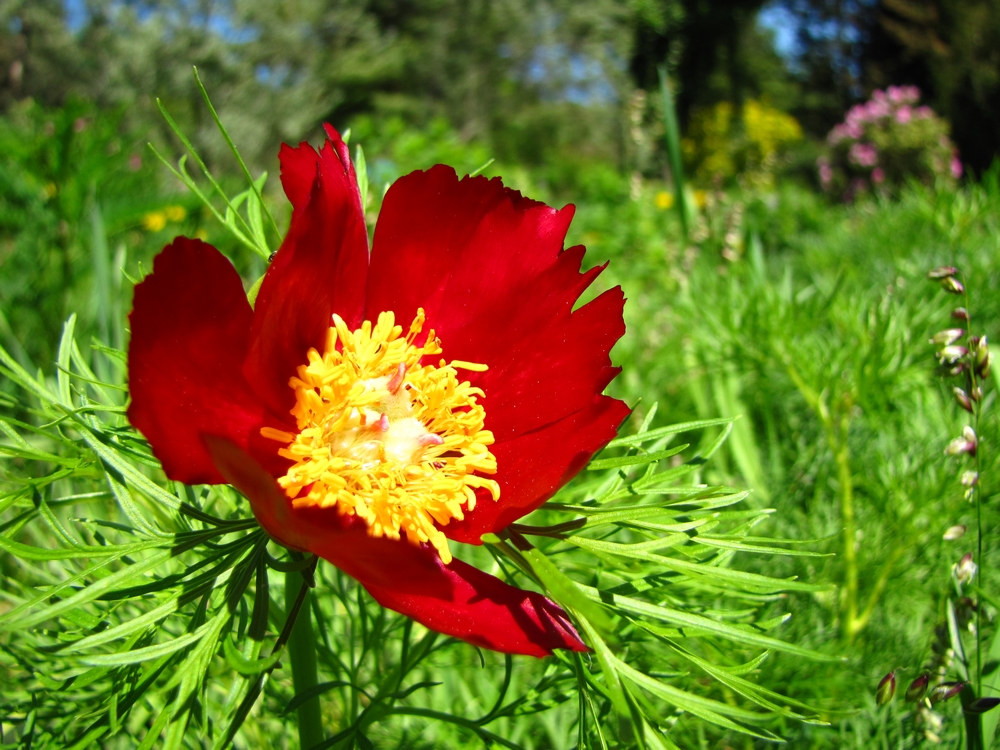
[3,104,1000,747]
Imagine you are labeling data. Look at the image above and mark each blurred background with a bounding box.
[4,1,1000,747]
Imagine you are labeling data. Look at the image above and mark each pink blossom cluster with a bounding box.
[849,142,878,167]
[818,158,833,188]
[886,85,920,104]
[828,87,933,146]
[820,83,962,199]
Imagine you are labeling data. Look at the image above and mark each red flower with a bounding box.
[127,126,629,657]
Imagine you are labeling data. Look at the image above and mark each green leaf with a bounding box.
[355,144,369,216]
[247,273,266,309]
[607,417,735,449]
[576,615,629,716]
[80,608,225,668]
[587,586,836,661]
[521,547,613,631]
[694,536,833,557]
[588,444,689,470]
[0,547,173,631]
[222,635,280,675]
[56,314,77,407]
[613,655,779,740]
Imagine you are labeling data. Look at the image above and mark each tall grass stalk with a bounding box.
[657,65,690,241]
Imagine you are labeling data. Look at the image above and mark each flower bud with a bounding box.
[971,385,983,402]
[946,427,978,457]
[976,345,992,379]
[960,471,979,488]
[905,674,930,702]
[937,345,969,363]
[931,329,965,346]
[941,277,965,294]
[954,553,977,584]
[943,525,967,540]
[876,671,896,706]
[954,387,974,412]
[967,697,1000,714]
[928,266,959,280]
[929,681,964,704]
[974,334,989,360]
[952,307,971,322]
[945,436,977,457]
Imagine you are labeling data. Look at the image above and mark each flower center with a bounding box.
[261,309,499,563]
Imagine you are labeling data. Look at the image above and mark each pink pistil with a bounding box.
[377,414,390,432]
[387,363,406,393]
[418,434,445,447]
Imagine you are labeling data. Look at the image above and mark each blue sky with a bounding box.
[759,2,800,59]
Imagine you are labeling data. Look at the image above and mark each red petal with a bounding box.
[243,130,369,417]
[127,238,271,484]
[204,436,588,656]
[367,166,628,538]
[447,394,630,544]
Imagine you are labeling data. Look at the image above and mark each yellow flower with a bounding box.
[143,212,167,232]
[693,190,708,209]
[743,99,802,160]
[164,205,187,222]
[655,191,674,210]
[44,183,57,199]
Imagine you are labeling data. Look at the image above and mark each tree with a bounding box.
[865,0,1000,172]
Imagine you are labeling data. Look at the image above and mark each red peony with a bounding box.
[127,126,629,657]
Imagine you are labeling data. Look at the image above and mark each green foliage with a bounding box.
[567,162,1000,746]
[0,99,829,747]
[0,98,164,366]
[2,50,1000,744]
[0,320,822,746]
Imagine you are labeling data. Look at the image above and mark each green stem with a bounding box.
[853,546,903,634]
[962,682,985,750]
[835,432,859,641]
[782,359,863,639]
[286,568,323,750]
[964,281,984,696]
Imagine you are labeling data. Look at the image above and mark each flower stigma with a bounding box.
[261,308,499,563]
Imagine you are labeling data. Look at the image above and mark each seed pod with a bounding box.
[952,307,971,322]
[943,525,967,540]
[876,672,896,706]
[974,335,989,361]
[931,329,965,346]
[938,345,969,363]
[954,387,974,412]
[954,553,977,584]
[960,471,979,488]
[977,348,992,379]
[905,674,930,702]
[945,435,977,457]
[941,277,966,294]
[929,681,965,704]
[928,266,959,280]
[966,697,1000,714]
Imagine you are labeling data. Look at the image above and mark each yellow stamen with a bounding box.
[262,309,499,563]
[451,360,489,372]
